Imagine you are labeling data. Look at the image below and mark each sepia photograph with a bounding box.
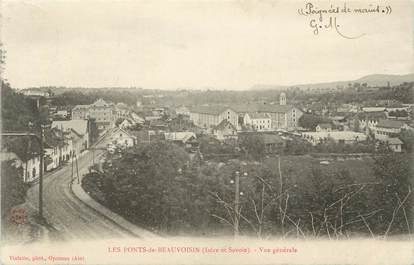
[0,1,413,264]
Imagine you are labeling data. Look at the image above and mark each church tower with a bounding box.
[279,92,286,105]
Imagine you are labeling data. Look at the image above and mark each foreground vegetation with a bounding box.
[83,141,413,238]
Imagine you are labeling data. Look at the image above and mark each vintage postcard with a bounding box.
[1,0,413,264]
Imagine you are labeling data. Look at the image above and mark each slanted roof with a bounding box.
[189,105,235,115]
[112,127,136,138]
[317,123,332,129]
[376,119,405,129]
[257,104,294,113]
[356,112,387,121]
[92,98,110,107]
[164,132,196,143]
[386,138,403,145]
[231,103,295,114]
[52,120,88,136]
[247,113,270,119]
[72,104,90,110]
[214,119,237,131]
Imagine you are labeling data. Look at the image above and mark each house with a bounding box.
[374,119,405,141]
[362,107,387,112]
[21,88,51,98]
[235,94,303,130]
[351,112,387,134]
[130,112,145,124]
[164,132,198,150]
[243,113,272,131]
[72,99,115,130]
[385,138,403,152]
[255,94,303,130]
[1,135,42,183]
[189,105,239,131]
[119,119,134,129]
[316,123,332,132]
[337,104,359,113]
[302,131,367,146]
[52,120,89,155]
[110,127,136,148]
[69,129,85,157]
[43,127,67,171]
[212,119,238,141]
[56,110,69,118]
[152,107,166,117]
[330,116,348,130]
[71,105,90,120]
[262,134,286,154]
[114,103,131,120]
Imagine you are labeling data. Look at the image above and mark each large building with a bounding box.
[243,113,272,131]
[188,94,302,132]
[374,119,405,141]
[189,105,239,131]
[236,93,302,130]
[72,99,115,130]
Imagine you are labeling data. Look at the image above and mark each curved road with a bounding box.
[25,130,134,241]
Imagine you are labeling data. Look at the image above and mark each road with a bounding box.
[24,130,135,241]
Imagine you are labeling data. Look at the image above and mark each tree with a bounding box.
[238,134,265,160]
[1,82,40,132]
[1,161,28,222]
[84,141,202,232]
[399,129,414,152]
[115,118,124,127]
[371,153,413,235]
[298,114,328,131]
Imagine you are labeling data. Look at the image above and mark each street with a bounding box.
[24,130,135,241]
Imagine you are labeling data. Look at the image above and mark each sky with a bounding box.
[2,0,413,90]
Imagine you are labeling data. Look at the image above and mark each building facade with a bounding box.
[189,106,239,131]
[72,99,115,130]
[243,113,272,131]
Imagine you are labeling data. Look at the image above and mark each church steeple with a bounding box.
[280,92,286,105]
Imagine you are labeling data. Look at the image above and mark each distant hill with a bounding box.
[251,73,414,91]
[354,74,414,87]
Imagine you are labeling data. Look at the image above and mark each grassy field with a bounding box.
[263,155,376,186]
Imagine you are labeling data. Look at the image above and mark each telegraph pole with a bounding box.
[234,171,240,237]
[39,125,45,219]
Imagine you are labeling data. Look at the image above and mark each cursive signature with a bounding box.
[298,2,392,39]
[310,16,366,39]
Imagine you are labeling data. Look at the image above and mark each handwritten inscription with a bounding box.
[298,2,393,39]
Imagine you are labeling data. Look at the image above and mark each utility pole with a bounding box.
[39,125,45,219]
[234,171,240,237]
[75,154,80,184]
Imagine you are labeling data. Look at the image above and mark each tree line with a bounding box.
[82,141,413,238]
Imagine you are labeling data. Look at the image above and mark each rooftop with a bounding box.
[189,105,235,115]
[52,120,88,135]
[214,119,237,131]
[386,137,403,145]
[317,123,332,129]
[164,132,196,143]
[376,119,405,129]
[189,103,295,115]
[247,113,270,119]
